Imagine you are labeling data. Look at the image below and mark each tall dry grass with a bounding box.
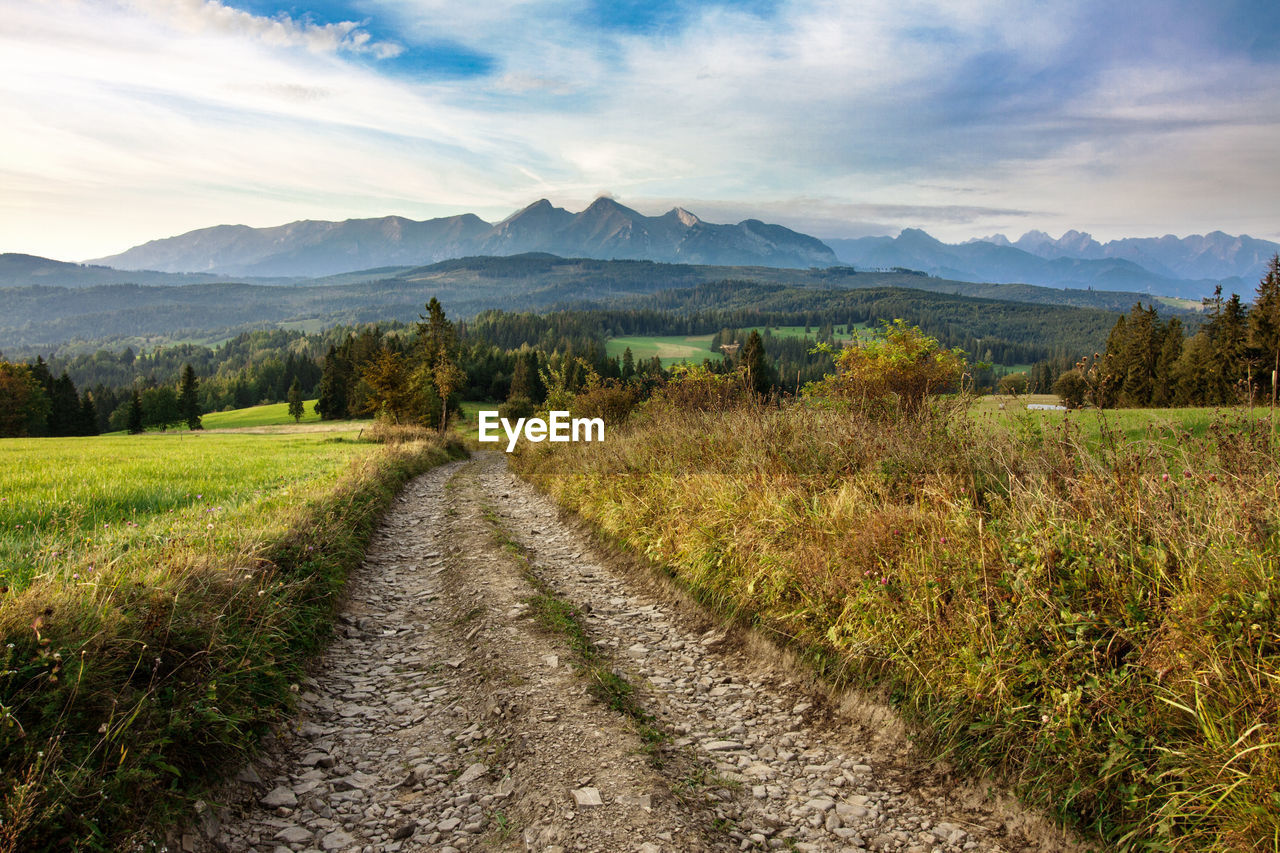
[516,399,1279,851]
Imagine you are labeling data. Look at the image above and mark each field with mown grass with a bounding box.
[200,399,322,429]
[515,399,1280,851]
[605,325,867,367]
[975,394,1280,445]
[0,427,464,850]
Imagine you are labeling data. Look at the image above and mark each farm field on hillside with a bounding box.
[605,325,866,367]
[974,394,1279,443]
[201,399,322,428]
[0,431,363,590]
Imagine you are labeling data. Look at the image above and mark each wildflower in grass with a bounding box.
[1162,473,1169,482]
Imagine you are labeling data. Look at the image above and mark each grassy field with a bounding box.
[975,393,1280,444]
[0,428,463,848]
[201,399,322,428]
[605,325,867,367]
[516,396,1280,850]
[1,431,358,590]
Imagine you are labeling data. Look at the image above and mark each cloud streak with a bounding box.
[129,0,404,58]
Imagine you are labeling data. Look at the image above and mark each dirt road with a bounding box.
[192,453,1079,853]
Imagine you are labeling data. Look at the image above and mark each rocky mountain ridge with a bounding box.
[88,198,838,276]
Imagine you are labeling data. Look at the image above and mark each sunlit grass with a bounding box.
[201,399,322,428]
[0,432,363,592]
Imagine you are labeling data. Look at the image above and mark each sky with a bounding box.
[2,0,1278,260]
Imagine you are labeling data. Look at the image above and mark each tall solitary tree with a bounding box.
[287,377,305,422]
[179,363,202,430]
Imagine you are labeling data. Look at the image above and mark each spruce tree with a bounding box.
[128,390,144,434]
[48,372,80,436]
[741,330,769,396]
[1152,317,1183,407]
[315,345,349,420]
[1249,254,1280,408]
[179,364,202,430]
[287,378,305,422]
[78,393,99,436]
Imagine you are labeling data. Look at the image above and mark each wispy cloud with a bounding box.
[128,0,404,58]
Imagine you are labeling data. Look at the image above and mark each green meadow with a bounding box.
[605,325,865,367]
[0,431,362,591]
[201,399,322,428]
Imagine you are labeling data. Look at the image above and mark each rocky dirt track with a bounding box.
[190,453,1081,853]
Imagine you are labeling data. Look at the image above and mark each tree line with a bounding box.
[1050,256,1280,408]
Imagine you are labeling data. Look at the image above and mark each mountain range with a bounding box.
[827,229,1279,299]
[88,198,838,276]
[4,199,1273,301]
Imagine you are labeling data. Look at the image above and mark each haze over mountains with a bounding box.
[89,198,838,276]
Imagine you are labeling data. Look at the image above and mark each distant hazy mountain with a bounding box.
[829,227,1277,299]
[0,253,229,288]
[980,229,1280,282]
[89,199,838,276]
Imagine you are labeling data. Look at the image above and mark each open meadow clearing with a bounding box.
[974,393,1280,444]
[199,399,322,429]
[605,325,866,367]
[0,430,361,590]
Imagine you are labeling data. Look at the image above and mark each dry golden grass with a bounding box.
[516,399,1280,851]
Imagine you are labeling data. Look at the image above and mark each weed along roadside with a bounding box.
[0,429,464,850]
[511,370,1280,850]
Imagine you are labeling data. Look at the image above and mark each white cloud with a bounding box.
[128,0,404,58]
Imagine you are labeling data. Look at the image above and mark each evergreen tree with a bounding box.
[1249,254,1280,407]
[77,393,99,436]
[621,346,635,381]
[741,329,769,396]
[179,363,202,430]
[287,377,305,422]
[128,390,144,434]
[1151,317,1183,407]
[1172,331,1215,406]
[48,372,80,436]
[315,345,350,420]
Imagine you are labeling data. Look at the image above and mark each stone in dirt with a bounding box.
[704,740,744,751]
[572,786,604,807]
[320,828,356,850]
[273,825,313,844]
[456,762,487,785]
[259,787,297,808]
